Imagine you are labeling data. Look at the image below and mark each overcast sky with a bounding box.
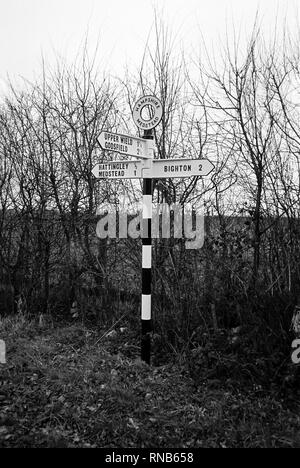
[0,0,298,94]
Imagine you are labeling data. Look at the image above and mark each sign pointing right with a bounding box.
[151,158,214,179]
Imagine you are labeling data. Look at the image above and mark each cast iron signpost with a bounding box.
[94,96,214,364]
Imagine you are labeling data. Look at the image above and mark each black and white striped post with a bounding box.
[132,96,163,364]
[141,129,154,364]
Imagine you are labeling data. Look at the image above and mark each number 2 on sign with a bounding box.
[198,164,202,171]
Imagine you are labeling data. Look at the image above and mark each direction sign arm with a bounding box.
[97,132,151,160]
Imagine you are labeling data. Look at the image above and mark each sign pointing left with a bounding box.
[92,160,142,179]
[98,132,148,159]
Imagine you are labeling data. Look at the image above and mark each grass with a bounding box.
[0,313,300,448]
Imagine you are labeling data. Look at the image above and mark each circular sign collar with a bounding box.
[132,95,162,130]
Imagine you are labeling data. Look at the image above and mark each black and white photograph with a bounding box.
[0,0,300,452]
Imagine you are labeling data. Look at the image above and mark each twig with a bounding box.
[92,310,130,347]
